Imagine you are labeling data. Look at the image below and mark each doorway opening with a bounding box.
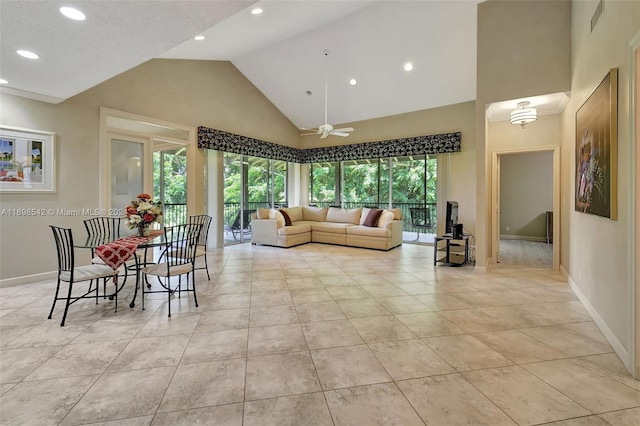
[99,108,196,219]
[491,147,560,270]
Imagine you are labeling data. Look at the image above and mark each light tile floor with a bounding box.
[1,243,639,425]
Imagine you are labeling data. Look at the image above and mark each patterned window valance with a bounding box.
[198,126,461,163]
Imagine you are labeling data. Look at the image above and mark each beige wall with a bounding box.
[560,0,640,370]
[476,0,571,267]
[0,59,301,280]
[500,150,553,239]
[0,61,475,280]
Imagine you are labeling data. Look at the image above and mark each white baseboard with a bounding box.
[500,235,547,242]
[567,272,633,375]
[0,270,56,288]
[474,265,488,273]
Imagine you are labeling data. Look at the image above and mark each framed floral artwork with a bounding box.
[575,68,618,219]
[0,125,56,193]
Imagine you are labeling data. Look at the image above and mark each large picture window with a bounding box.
[309,155,438,241]
[310,162,338,206]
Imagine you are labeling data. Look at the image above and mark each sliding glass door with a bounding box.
[223,153,288,245]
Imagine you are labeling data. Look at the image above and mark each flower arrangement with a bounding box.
[125,193,163,235]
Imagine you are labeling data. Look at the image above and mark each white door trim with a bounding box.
[99,107,196,215]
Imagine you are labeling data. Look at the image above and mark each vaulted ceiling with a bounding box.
[3,1,561,133]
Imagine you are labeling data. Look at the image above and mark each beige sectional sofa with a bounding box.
[251,206,403,250]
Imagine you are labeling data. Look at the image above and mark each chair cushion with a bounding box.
[142,263,192,277]
[363,209,383,227]
[60,264,116,282]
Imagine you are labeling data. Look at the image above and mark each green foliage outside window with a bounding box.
[310,156,437,206]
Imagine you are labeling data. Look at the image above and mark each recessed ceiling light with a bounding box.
[194,35,205,41]
[0,79,8,85]
[17,50,39,59]
[60,6,86,21]
[251,8,263,15]
[404,62,413,71]
[349,79,357,86]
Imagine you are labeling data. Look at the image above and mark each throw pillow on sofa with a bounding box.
[269,209,286,228]
[377,210,395,228]
[257,207,271,219]
[359,207,371,225]
[363,209,383,227]
[280,209,292,226]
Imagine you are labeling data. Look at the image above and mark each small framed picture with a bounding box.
[0,125,56,193]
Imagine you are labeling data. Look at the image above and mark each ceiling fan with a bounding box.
[301,50,354,139]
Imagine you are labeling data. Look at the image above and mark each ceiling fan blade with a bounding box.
[320,133,329,139]
[331,132,350,137]
[332,127,354,133]
[300,132,320,136]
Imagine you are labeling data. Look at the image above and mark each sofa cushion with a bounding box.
[277,224,311,236]
[303,206,328,222]
[257,208,271,219]
[347,225,391,238]
[387,208,402,220]
[280,209,292,226]
[269,209,285,228]
[326,207,362,225]
[311,222,353,234]
[282,206,303,222]
[377,210,395,228]
[363,209,383,227]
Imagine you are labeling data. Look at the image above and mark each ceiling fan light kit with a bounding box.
[301,49,354,139]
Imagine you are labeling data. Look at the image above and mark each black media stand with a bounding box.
[434,234,469,266]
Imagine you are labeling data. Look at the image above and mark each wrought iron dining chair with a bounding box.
[140,223,201,317]
[83,216,136,288]
[188,214,212,280]
[83,216,122,239]
[49,225,121,326]
[410,207,435,241]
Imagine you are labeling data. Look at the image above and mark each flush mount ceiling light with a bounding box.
[510,101,537,129]
[17,50,39,59]
[60,6,86,21]
[251,8,263,15]
[404,62,413,71]
[194,35,205,41]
